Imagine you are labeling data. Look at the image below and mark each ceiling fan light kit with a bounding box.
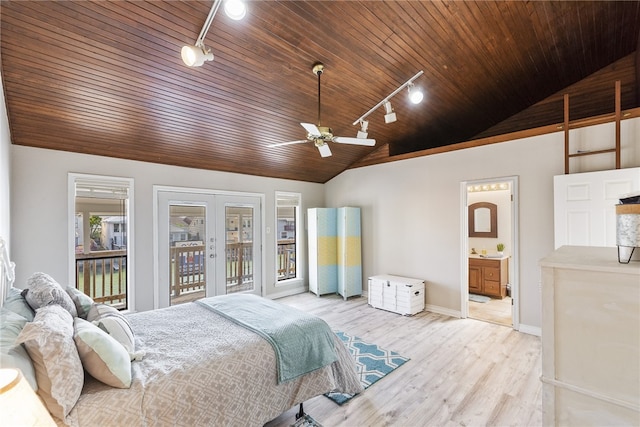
[268,63,377,157]
[182,0,246,67]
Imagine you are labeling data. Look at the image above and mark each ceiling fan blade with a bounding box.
[301,122,321,137]
[333,136,376,146]
[267,140,308,148]
[317,144,332,157]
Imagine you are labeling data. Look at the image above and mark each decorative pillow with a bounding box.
[65,286,94,319]
[88,304,138,359]
[86,303,120,322]
[3,287,35,321]
[0,307,38,391]
[16,305,84,420]
[73,318,131,388]
[22,273,78,317]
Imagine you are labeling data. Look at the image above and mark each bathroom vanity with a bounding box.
[468,255,508,298]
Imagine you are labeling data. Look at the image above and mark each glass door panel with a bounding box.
[169,204,206,306]
[225,206,254,294]
[216,195,261,297]
[157,191,215,309]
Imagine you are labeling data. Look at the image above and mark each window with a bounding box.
[275,192,301,283]
[70,174,133,310]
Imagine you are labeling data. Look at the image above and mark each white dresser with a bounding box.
[368,275,425,316]
[540,246,640,426]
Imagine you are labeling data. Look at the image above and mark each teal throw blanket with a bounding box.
[196,294,337,383]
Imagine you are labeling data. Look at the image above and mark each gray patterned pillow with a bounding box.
[22,272,78,317]
[16,305,84,420]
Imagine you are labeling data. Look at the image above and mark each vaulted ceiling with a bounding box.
[1,1,639,183]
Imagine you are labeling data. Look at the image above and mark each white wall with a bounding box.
[325,118,640,331]
[10,145,324,312]
[0,75,11,247]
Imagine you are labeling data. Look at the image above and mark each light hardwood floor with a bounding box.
[469,296,512,326]
[265,292,541,427]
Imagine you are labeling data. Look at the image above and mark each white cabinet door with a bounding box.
[554,168,640,248]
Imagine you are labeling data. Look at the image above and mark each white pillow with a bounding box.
[73,318,131,388]
[16,305,84,421]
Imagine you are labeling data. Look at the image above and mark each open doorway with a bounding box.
[460,176,519,329]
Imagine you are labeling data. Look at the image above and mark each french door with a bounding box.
[156,189,262,308]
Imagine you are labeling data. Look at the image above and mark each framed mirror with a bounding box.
[468,202,497,238]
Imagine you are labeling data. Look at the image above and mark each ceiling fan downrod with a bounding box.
[312,62,324,126]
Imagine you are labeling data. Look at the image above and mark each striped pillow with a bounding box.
[87,304,137,359]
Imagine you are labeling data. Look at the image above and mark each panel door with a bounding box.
[554,168,640,248]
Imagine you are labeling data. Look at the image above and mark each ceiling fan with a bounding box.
[268,62,376,157]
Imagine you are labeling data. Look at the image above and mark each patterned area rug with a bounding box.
[325,331,410,405]
[291,413,323,427]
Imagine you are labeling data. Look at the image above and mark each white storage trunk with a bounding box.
[368,274,425,316]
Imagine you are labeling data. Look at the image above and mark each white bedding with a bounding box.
[62,301,362,426]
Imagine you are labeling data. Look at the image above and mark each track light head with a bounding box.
[181,0,246,67]
[224,0,246,20]
[408,82,424,104]
[383,101,397,124]
[181,44,214,67]
[357,120,369,139]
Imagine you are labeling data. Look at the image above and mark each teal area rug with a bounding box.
[469,293,491,303]
[325,331,410,405]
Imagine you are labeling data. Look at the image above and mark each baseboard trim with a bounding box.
[425,304,462,319]
[517,323,541,336]
[268,287,308,300]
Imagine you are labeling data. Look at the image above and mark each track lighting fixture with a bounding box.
[224,0,247,20]
[408,82,424,104]
[357,120,369,139]
[383,102,397,124]
[182,0,246,67]
[181,44,214,67]
[352,70,424,130]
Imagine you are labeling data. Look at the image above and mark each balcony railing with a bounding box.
[171,245,206,298]
[76,242,274,307]
[226,242,253,287]
[277,240,296,280]
[75,250,127,309]
[170,242,255,300]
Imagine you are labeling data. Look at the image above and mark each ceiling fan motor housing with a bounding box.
[312,62,324,75]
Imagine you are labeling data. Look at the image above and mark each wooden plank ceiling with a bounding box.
[1,1,639,183]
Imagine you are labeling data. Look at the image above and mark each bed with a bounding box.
[0,238,363,426]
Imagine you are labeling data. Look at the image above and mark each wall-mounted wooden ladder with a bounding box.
[564,80,621,174]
